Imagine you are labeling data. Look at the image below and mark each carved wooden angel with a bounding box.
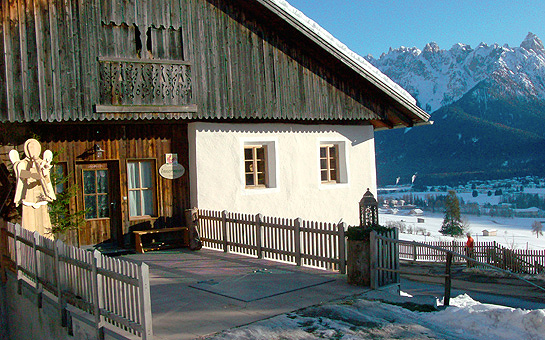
[9,139,56,238]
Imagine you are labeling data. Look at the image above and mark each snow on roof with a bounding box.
[263,0,421,110]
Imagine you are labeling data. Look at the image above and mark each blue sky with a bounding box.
[287,0,545,58]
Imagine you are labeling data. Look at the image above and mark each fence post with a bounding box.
[91,250,104,340]
[294,218,302,266]
[394,228,400,284]
[0,219,6,283]
[338,223,346,274]
[444,252,453,306]
[255,214,263,259]
[15,224,22,295]
[54,240,68,327]
[139,263,154,340]
[370,231,378,289]
[33,232,43,308]
[222,210,228,253]
[412,242,417,263]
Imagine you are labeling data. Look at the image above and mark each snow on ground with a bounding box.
[380,212,545,250]
[204,294,545,340]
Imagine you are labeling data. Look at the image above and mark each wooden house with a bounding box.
[0,0,429,248]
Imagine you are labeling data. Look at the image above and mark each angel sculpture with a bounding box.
[9,139,56,238]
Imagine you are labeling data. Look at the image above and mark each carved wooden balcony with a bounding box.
[96,57,195,114]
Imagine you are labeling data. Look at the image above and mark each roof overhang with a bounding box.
[255,0,431,128]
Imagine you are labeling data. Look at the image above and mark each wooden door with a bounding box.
[77,162,121,246]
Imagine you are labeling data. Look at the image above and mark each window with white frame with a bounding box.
[244,145,268,188]
[127,160,156,217]
[319,141,348,185]
[320,144,339,183]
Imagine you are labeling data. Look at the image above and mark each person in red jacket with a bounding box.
[466,233,475,267]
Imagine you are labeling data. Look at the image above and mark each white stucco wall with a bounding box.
[188,122,377,225]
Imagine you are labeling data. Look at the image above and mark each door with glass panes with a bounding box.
[77,162,121,246]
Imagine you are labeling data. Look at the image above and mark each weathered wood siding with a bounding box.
[7,122,190,246]
[0,0,396,123]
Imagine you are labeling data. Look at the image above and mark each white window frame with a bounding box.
[127,159,157,219]
[241,139,278,193]
[318,140,349,188]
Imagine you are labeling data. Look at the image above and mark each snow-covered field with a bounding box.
[204,294,545,340]
[380,211,545,250]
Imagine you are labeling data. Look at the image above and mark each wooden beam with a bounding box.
[95,104,198,113]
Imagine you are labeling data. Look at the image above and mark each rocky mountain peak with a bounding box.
[520,32,545,54]
[367,33,545,113]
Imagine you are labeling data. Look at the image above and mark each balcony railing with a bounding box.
[97,57,194,113]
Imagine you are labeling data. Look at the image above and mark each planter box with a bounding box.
[347,238,371,286]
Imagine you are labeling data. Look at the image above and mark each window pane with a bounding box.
[127,162,139,189]
[245,160,253,173]
[330,159,336,170]
[142,189,154,215]
[129,190,141,217]
[320,147,327,158]
[329,146,336,157]
[97,170,108,194]
[54,165,65,194]
[244,148,253,161]
[320,159,327,170]
[85,195,97,219]
[141,162,152,188]
[330,170,337,181]
[246,174,254,186]
[97,194,109,218]
[257,172,265,185]
[256,147,265,160]
[321,170,328,181]
[83,171,96,194]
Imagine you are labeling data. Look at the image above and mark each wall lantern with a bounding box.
[359,188,378,228]
[93,144,105,158]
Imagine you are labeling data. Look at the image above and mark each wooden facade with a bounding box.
[0,0,428,125]
[1,0,429,247]
[3,122,190,246]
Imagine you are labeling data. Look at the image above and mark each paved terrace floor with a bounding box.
[124,248,368,340]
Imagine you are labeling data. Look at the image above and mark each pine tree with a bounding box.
[440,190,464,237]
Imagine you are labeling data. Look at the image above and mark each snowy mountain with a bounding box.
[366,33,545,186]
[366,32,545,113]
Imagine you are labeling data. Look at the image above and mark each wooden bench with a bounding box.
[133,227,189,253]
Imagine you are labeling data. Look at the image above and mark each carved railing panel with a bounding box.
[98,58,192,107]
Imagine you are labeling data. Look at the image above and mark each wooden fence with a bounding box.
[198,210,347,273]
[399,240,545,275]
[369,228,400,289]
[0,221,153,340]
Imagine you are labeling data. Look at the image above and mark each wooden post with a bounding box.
[255,214,263,259]
[412,242,417,263]
[54,240,68,327]
[294,218,302,266]
[15,224,23,295]
[0,219,7,283]
[91,250,104,340]
[221,210,228,253]
[370,231,378,289]
[444,252,453,306]
[338,222,346,274]
[33,232,43,308]
[139,263,154,340]
[394,228,400,284]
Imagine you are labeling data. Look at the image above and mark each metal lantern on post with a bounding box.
[359,188,378,228]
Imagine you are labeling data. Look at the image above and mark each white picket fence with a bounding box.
[198,210,347,273]
[1,222,153,340]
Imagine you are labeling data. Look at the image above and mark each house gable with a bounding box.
[0,0,428,127]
